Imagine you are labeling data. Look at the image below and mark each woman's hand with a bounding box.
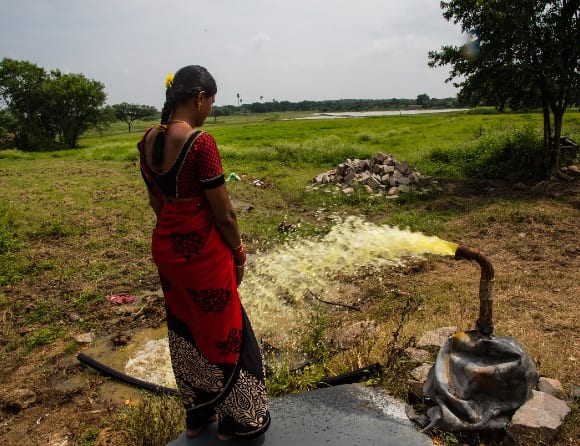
[235,264,245,286]
[232,243,246,286]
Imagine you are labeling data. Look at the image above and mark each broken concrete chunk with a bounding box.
[1,388,36,411]
[311,152,437,198]
[537,377,566,399]
[507,390,571,444]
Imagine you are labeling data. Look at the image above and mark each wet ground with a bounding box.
[167,384,433,446]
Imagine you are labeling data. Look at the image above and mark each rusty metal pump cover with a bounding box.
[422,246,539,432]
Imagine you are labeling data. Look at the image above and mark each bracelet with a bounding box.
[235,265,245,268]
[232,241,244,252]
[232,242,246,266]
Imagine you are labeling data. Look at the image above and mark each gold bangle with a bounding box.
[235,264,245,268]
[232,241,244,251]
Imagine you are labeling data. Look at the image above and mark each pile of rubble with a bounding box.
[310,152,438,197]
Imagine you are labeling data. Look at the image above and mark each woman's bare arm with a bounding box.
[204,184,245,285]
[203,184,242,249]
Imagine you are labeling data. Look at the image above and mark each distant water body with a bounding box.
[292,108,469,120]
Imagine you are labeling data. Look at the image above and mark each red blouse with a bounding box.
[138,129,225,199]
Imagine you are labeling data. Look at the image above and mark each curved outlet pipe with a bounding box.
[454,246,495,337]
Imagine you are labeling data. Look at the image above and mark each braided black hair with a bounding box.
[151,65,217,168]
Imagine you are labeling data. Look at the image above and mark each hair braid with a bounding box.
[151,97,173,168]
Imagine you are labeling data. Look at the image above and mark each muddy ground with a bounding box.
[0,177,578,445]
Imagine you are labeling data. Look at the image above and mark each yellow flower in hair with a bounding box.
[165,73,174,89]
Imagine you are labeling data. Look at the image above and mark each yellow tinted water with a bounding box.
[121,217,457,385]
[242,216,457,337]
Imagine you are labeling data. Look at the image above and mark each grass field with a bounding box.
[0,109,578,445]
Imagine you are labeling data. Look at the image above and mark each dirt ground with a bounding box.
[0,176,578,445]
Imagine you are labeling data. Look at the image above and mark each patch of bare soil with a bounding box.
[0,177,578,445]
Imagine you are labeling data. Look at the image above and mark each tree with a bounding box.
[112,103,158,132]
[44,70,107,147]
[416,94,431,108]
[0,58,108,149]
[0,58,54,150]
[428,0,580,178]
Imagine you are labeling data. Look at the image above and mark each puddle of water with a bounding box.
[74,325,173,404]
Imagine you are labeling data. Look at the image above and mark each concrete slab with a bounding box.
[167,384,432,446]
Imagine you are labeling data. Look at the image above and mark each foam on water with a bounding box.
[124,338,176,387]
[125,216,457,383]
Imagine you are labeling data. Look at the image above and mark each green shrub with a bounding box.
[121,394,184,446]
[428,125,544,180]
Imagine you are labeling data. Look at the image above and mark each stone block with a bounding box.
[344,171,356,184]
[357,172,371,183]
[409,172,422,184]
[374,152,387,163]
[366,176,382,191]
[410,364,432,382]
[396,176,411,186]
[1,388,37,411]
[507,390,571,445]
[537,377,566,399]
[396,160,409,174]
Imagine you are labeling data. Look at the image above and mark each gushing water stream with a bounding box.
[123,216,457,387]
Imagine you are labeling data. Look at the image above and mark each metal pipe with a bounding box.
[454,246,495,336]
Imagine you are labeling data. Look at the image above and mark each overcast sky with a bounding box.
[1,0,465,107]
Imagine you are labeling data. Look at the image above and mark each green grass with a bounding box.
[1,109,579,446]
[1,110,578,289]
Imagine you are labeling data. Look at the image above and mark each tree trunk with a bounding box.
[547,109,564,178]
[541,96,552,177]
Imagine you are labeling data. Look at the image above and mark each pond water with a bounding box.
[293,108,469,120]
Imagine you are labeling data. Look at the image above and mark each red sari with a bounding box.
[138,129,270,439]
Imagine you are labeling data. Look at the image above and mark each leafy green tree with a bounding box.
[0,58,107,149]
[112,102,158,133]
[429,0,580,178]
[43,70,106,147]
[0,109,17,148]
[0,58,54,150]
[416,94,431,108]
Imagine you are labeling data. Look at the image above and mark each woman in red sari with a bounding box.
[138,65,270,441]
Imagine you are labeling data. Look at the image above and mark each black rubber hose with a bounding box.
[313,363,382,388]
[77,352,178,396]
[78,353,382,395]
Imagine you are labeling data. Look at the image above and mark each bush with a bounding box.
[428,126,544,180]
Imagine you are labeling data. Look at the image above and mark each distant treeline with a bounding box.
[213,95,458,116]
